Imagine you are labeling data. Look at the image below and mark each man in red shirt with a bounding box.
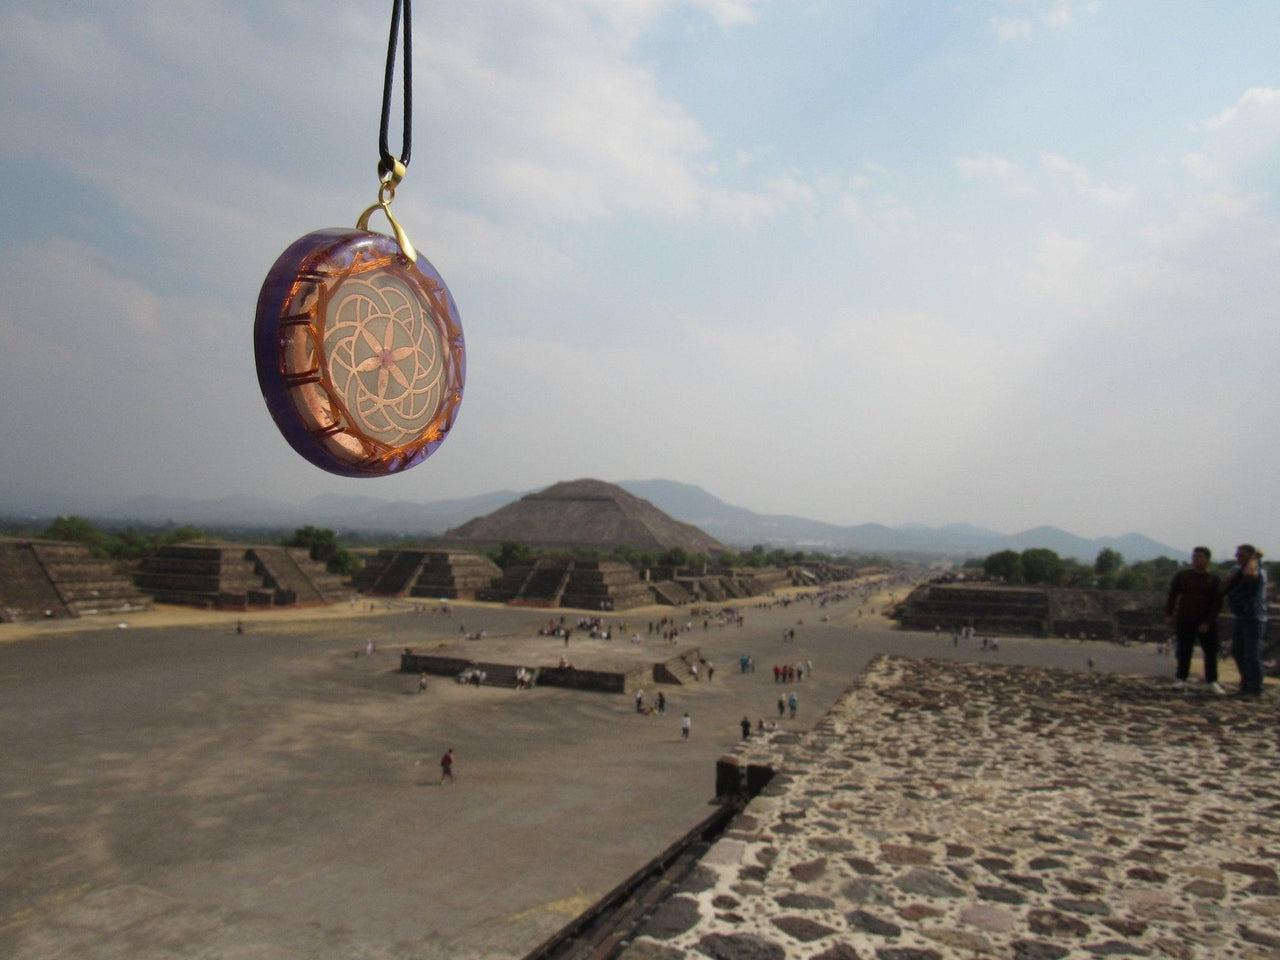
[1165,546,1223,693]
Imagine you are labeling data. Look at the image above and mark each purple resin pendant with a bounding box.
[255,228,465,477]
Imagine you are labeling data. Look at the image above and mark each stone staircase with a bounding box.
[411,552,503,600]
[516,561,574,606]
[369,551,428,596]
[559,560,654,611]
[0,539,151,621]
[650,580,692,606]
[352,550,394,592]
[136,544,345,609]
[250,547,330,604]
[652,649,700,685]
[30,543,153,617]
[0,540,70,621]
[476,562,531,603]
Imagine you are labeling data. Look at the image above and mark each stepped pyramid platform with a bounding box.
[652,565,789,606]
[559,559,655,610]
[354,549,502,599]
[0,538,153,622]
[897,582,1054,636]
[440,478,725,554]
[477,557,656,611]
[134,544,348,609]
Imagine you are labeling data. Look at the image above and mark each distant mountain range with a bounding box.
[616,480,1179,562]
[2,478,1179,562]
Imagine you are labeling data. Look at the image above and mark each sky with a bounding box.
[0,0,1277,555]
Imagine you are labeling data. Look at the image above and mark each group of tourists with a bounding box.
[772,660,810,683]
[634,689,667,714]
[1165,543,1270,697]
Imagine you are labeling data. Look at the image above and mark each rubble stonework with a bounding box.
[620,657,1280,960]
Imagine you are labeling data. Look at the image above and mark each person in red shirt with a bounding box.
[440,748,455,784]
[1165,546,1223,692]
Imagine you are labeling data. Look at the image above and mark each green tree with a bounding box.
[766,548,790,567]
[490,540,533,570]
[716,549,740,568]
[657,546,689,568]
[1115,568,1152,591]
[1060,557,1095,587]
[42,515,110,556]
[983,549,1023,583]
[1020,548,1065,585]
[1094,548,1124,576]
[282,526,357,575]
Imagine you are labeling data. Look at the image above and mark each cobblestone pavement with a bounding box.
[624,656,1280,960]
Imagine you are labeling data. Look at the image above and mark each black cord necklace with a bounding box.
[253,0,466,478]
[378,0,412,181]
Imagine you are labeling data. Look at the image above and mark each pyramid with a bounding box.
[441,478,725,554]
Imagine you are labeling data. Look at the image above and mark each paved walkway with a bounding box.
[625,656,1280,959]
[0,587,1188,959]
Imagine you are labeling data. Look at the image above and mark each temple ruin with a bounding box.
[354,549,503,599]
[134,544,348,609]
[0,537,153,622]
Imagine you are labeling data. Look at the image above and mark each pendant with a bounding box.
[254,197,465,477]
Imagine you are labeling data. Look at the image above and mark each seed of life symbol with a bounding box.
[326,267,443,447]
[254,229,465,477]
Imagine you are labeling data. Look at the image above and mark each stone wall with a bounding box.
[534,665,648,694]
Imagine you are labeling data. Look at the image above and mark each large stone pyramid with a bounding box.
[441,478,725,554]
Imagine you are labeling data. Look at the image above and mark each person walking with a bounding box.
[740,716,751,740]
[681,712,691,740]
[440,748,455,784]
[1164,546,1223,692]
[1223,544,1268,697]
[788,691,798,719]
[656,691,666,714]
[777,695,786,719]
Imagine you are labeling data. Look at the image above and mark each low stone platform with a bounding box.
[618,657,1280,960]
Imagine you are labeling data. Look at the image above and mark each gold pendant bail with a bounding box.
[357,172,417,263]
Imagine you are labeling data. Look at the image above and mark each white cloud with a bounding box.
[1198,86,1280,131]
[833,167,914,234]
[1142,87,1279,247]
[987,1,1101,42]
[956,155,1017,179]
[1188,86,1280,188]
[1139,191,1258,247]
[1039,153,1133,207]
[992,17,1033,43]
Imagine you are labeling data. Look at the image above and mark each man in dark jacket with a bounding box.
[1222,544,1268,697]
[1165,546,1222,693]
